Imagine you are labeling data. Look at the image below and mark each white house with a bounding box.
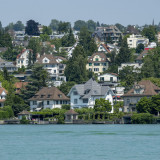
[68,78,115,113]
[16,49,33,68]
[98,44,111,53]
[0,83,7,107]
[127,34,149,48]
[36,54,66,87]
[118,63,142,73]
[98,73,118,82]
[29,87,70,111]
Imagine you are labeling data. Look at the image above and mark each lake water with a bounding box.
[0,125,160,160]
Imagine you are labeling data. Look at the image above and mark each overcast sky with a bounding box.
[0,0,159,27]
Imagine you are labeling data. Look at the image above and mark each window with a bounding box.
[110,77,113,82]
[89,68,92,71]
[44,59,48,63]
[94,63,100,66]
[100,77,104,81]
[89,63,92,66]
[95,58,99,61]
[47,101,50,105]
[74,99,78,104]
[60,100,62,104]
[58,94,62,98]
[94,68,99,71]
[83,99,88,103]
[54,70,56,73]
[73,91,78,95]
[127,99,130,105]
[103,68,106,71]
[33,101,37,105]
[56,101,59,104]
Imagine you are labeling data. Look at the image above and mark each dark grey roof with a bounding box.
[68,78,114,99]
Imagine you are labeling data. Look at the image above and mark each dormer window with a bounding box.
[58,94,62,98]
[41,95,44,98]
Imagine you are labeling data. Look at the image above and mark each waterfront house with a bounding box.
[68,78,114,112]
[29,86,70,111]
[122,80,160,112]
[86,52,109,74]
[0,83,7,107]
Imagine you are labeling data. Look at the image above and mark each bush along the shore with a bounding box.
[131,113,155,124]
[20,116,30,124]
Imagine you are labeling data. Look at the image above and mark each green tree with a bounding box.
[58,21,71,34]
[151,94,160,115]
[27,38,41,63]
[49,19,60,31]
[0,31,12,48]
[42,26,52,35]
[114,101,123,113]
[64,45,88,83]
[142,26,157,42]
[40,34,50,42]
[87,20,96,32]
[74,20,87,31]
[25,20,40,36]
[58,81,76,95]
[116,38,132,65]
[13,21,24,31]
[0,21,2,31]
[94,98,112,112]
[136,97,152,113]
[79,27,97,56]
[20,64,50,102]
[136,43,144,53]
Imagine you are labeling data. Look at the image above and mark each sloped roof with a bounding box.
[123,80,160,97]
[29,87,70,101]
[100,44,111,53]
[65,109,78,115]
[0,86,8,95]
[68,78,113,99]
[136,50,149,60]
[14,82,28,89]
[36,54,66,64]
[88,52,109,63]
[18,110,31,115]
[17,49,33,59]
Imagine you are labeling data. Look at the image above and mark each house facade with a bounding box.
[36,54,66,87]
[122,80,160,112]
[127,34,149,48]
[98,73,118,82]
[16,49,33,68]
[0,83,7,107]
[86,52,109,74]
[68,78,115,113]
[29,87,70,111]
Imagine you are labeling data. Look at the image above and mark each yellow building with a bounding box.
[86,52,109,74]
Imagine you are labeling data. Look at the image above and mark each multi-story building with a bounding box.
[36,54,66,86]
[16,49,33,68]
[29,86,70,111]
[68,78,115,112]
[127,34,149,48]
[86,52,109,74]
[93,25,123,44]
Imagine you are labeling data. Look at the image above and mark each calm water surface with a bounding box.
[0,124,160,160]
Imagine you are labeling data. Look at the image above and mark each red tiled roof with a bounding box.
[122,80,160,97]
[14,82,28,89]
[29,87,70,101]
[17,49,33,59]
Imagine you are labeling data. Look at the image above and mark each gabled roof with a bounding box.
[99,72,118,77]
[136,50,149,60]
[18,110,31,115]
[88,52,109,63]
[0,86,7,95]
[36,54,66,64]
[17,49,33,59]
[123,80,160,97]
[99,44,111,53]
[29,87,70,101]
[68,78,114,99]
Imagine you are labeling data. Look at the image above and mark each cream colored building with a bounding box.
[86,52,109,74]
[127,34,149,48]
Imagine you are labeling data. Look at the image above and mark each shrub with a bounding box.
[131,113,154,124]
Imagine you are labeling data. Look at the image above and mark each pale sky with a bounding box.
[0,0,159,27]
